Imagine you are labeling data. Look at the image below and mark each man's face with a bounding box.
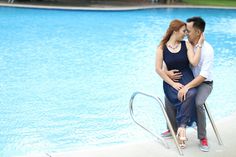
[186,22,198,43]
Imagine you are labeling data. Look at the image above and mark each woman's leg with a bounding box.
[177,88,197,127]
[176,88,197,148]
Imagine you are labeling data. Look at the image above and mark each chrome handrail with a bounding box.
[129,91,183,155]
[204,103,223,145]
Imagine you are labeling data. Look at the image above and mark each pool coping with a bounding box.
[1,2,236,11]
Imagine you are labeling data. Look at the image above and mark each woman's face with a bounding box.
[177,25,186,40]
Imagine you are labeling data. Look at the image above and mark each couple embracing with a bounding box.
[155,17,214,152]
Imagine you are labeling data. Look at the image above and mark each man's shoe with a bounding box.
[161,130,172,138]
[199,138,209,152]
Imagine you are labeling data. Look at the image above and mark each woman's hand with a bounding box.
[172,82,184,91]
[178,86,189,102]
[198,33,205,45]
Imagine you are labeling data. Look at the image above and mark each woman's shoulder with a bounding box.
[156,45,164,53]
[157,44,167,51]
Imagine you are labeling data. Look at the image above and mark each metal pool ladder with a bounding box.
[129,91,223,156]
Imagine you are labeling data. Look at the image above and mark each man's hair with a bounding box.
[186,16,205,32]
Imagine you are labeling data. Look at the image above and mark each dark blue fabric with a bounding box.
[163,41,197,126]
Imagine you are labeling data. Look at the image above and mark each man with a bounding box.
[161,17,214,152]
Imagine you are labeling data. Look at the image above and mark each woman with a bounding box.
[155,19,204,148]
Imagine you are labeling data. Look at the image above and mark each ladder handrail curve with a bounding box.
[129,91,168,148]
[129,91,183,155]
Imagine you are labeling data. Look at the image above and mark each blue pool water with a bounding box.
[0,6,236,157]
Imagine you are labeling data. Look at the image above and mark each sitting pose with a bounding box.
[163,17,214,152]
[155,19,204,148]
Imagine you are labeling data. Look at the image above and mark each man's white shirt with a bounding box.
[191,41,214,81]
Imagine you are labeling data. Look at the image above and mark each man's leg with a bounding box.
[196,82,213,151]
[196,83,213,139]
[165,97,177,133]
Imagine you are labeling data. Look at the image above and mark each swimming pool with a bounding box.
[0,6,236,157]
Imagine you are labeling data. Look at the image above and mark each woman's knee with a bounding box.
[186,88,197,99]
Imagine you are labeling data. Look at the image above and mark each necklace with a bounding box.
[167,43,180,50]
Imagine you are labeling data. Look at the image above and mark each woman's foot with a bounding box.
[179,140,186,149]
[177,127,187,149]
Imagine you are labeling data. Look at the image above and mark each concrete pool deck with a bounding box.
[49,112,236,157]
[17,112,236,157]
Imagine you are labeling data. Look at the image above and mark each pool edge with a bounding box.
[1,2,236,11]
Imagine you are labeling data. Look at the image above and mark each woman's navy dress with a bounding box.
[163,41,197,127]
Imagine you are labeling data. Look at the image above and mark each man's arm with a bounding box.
[177,76,205,102]
[185,75,206,90]
[178,43,214,102]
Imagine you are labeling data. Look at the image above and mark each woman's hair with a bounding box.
[159,19,185,48]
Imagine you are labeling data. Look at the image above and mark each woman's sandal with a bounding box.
[176,127,187,149]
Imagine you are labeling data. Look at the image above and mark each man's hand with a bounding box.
[198,33,205,45]
[177,86,189,102]
[166,69,182,82]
